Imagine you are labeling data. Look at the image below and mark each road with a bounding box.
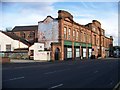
[2,59,120,89]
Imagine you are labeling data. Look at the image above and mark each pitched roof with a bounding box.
[12,25,38,32]
[38,16,58,23]
[1,31,31,46]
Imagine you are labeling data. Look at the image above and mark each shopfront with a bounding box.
[74,42,80,60]
[81,43,87,59]
[64,41,72,60]
[88,44,92,58]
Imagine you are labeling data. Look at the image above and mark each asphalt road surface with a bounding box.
[2,59,120,89]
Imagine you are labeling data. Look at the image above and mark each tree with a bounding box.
[5,27,12,32]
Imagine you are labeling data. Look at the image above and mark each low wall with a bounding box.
[34,51,51,61]
[0,57,10,63]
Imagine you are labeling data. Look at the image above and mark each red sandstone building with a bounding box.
[9,10,113,61]
[38,10,113,61]
[10,25,38,44]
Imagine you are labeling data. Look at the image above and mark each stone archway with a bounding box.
[55,48,60,60]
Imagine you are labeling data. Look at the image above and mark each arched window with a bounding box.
[20,32,25,38]
[29,32,35,38]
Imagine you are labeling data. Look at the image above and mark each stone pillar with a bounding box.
[58,17,64,61]
[80,46,83,59]
[72,42,74,60]
[80,45,82,59]
[61,40,64,61]
[86,46,89,59]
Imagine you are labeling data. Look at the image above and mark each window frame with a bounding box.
[6,44,11,51]
[64,27,67,39]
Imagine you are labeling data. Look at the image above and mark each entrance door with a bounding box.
[55,48,60,60]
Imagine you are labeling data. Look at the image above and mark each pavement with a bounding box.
[10,59,49,63]
[2,59,120,89]
[9,57,120,63]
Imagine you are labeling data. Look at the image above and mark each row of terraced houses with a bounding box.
[0,10,113,61]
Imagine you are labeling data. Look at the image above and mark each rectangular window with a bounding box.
[106,40,107,47]
[89,49,92,58]
[97,39,99,45]
[76,31,78,41]
[89,35,90,43]
[67,48,72,58]
[92,27,96,32]
[81,32,83,42]
[68,28,71,39]
[20,32,25,38]
[64,27,67,39]
[86,34,88,42]
[79,31,81,41]
[76,48,80,57]
[29,32,35,38]
[84,33,86,42]
[94,35,96,45]
[73,30,75,39]
[83,32,85,42]
[83,48,86,57]
[6,44,11,51]
[103,38,104,46]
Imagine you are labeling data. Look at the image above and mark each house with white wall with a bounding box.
[29,43,51,61]
[0,31,30,52]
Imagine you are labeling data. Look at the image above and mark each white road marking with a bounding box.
[45,71,57,74]
[50,84,63,89]
[44,69,70,74]
[3,77,24,82]
[114,81,120,89]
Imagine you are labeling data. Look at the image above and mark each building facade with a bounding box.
[6,10,113,61]
[10,25,38,44]
[38,10,113,61]
[38,16,59,50]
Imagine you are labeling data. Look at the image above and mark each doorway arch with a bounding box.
[55,48,60,60]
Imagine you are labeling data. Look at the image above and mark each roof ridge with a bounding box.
[12,25,38,31]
